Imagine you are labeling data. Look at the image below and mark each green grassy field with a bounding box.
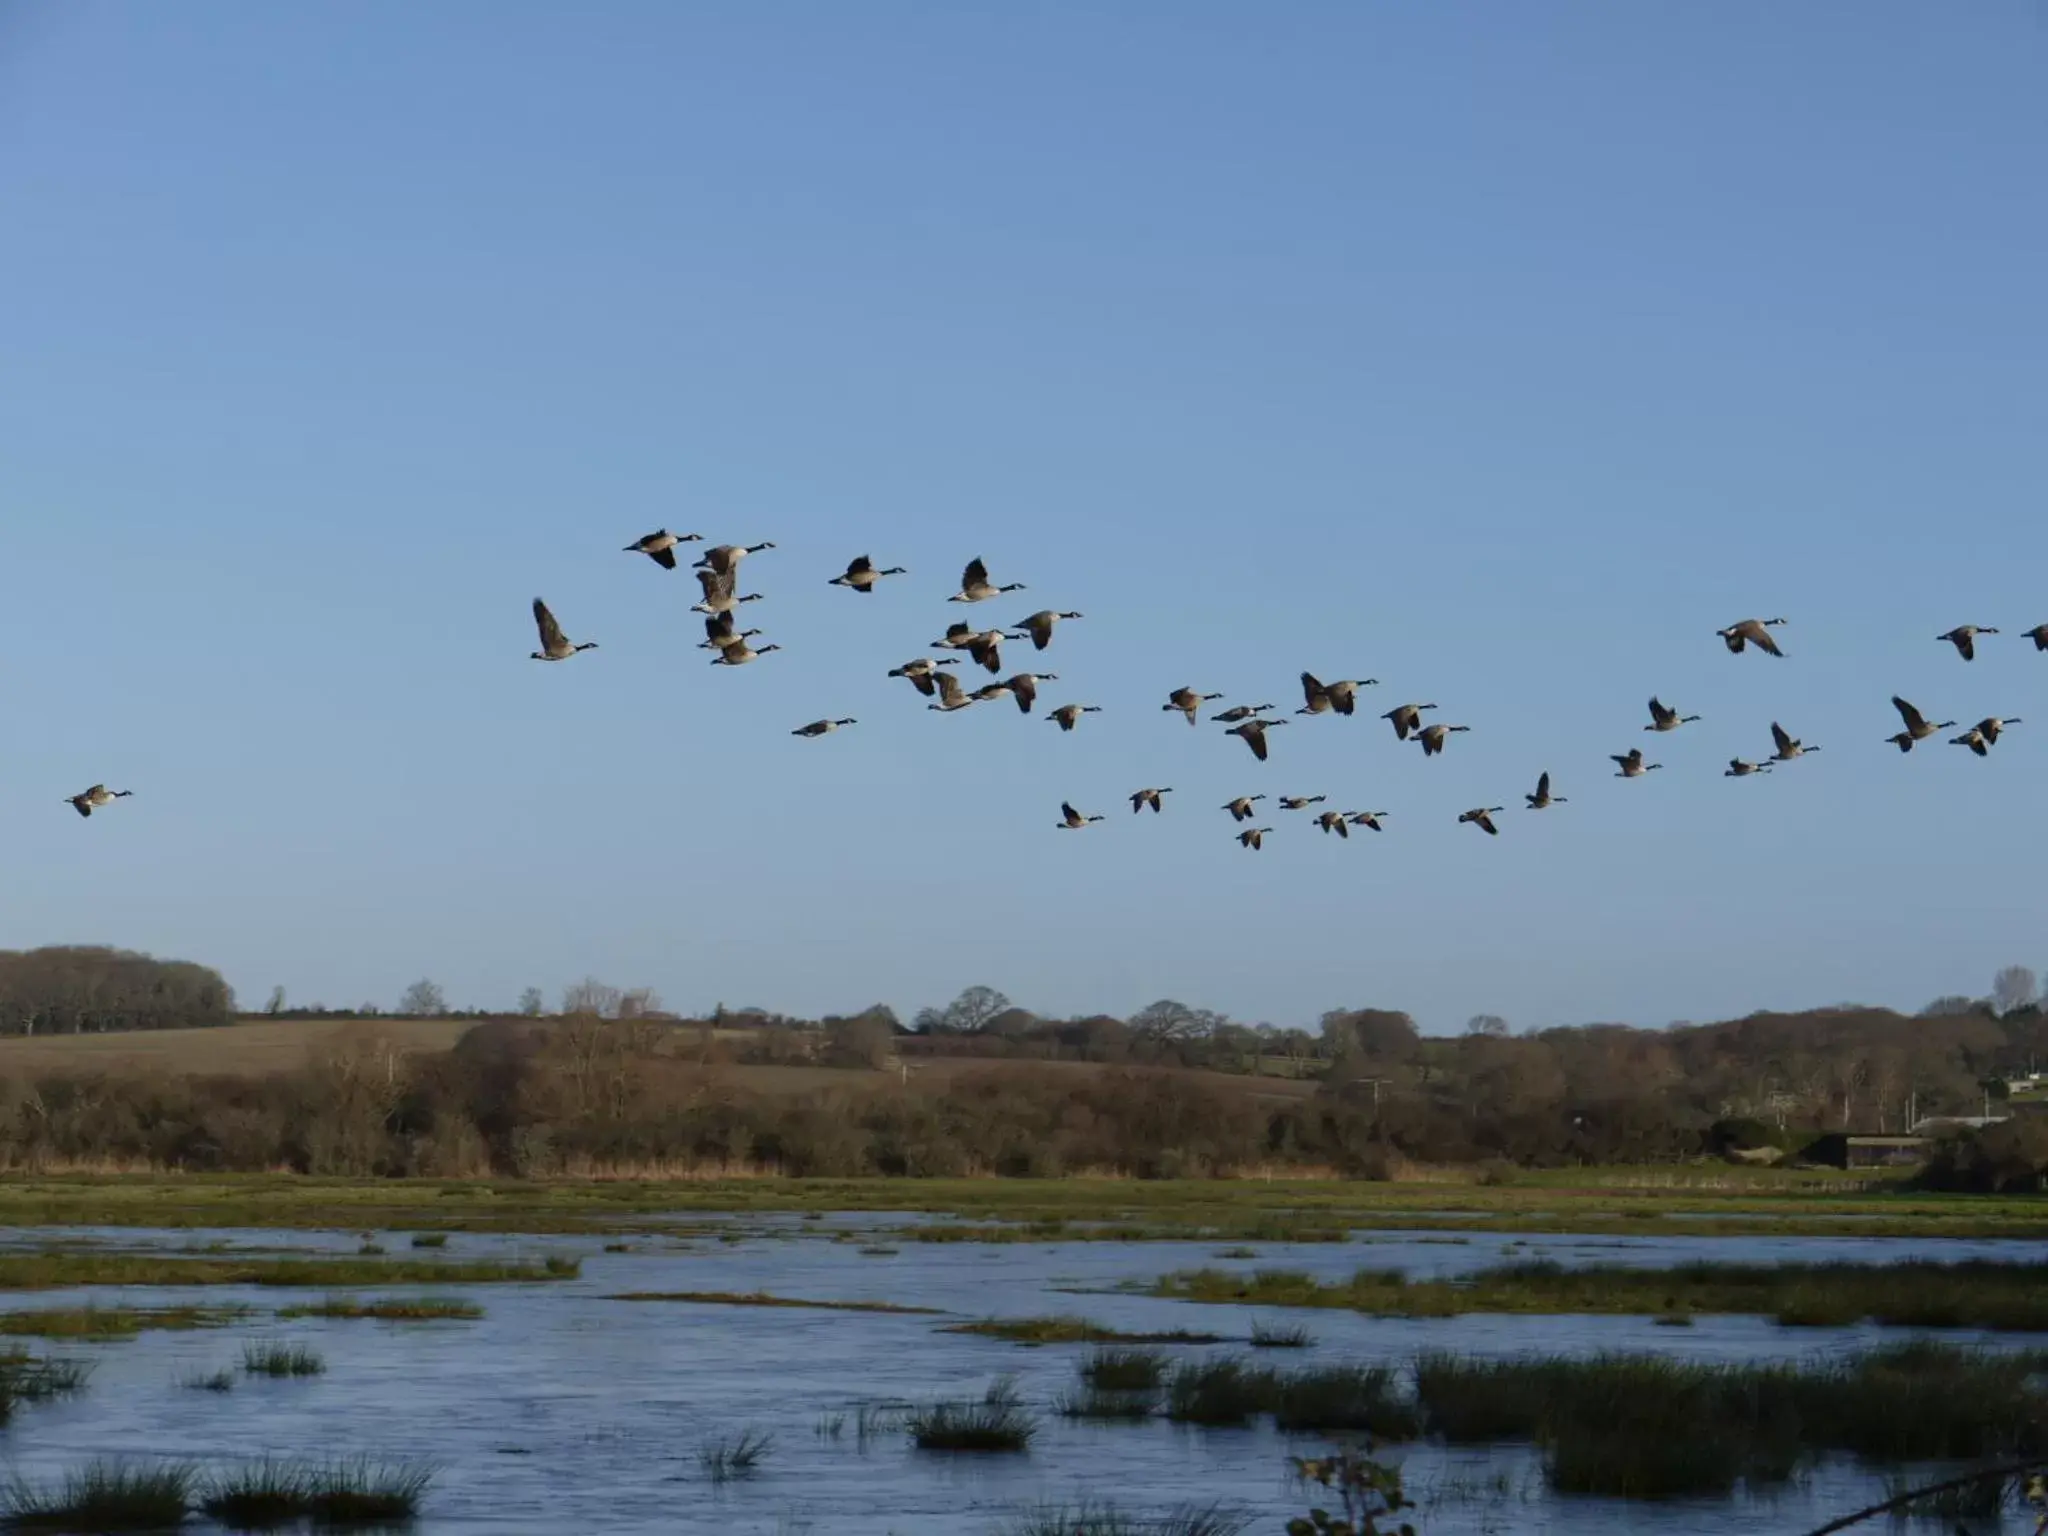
[0,1168,2036,1239]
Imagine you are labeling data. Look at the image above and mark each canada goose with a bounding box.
[965,631,1006,674]
[1717,617,1787,657]
[1459,807,1504,836]
[928,670,975,712]
[1414,723,1470,757]
[1889,696,1953,750]
[1950,728,1991,757]
[792,718,857,738]
[1237,826,1272,850]
[2028,624,2048,652]
[1315,810,1350,838]
[1057,801,1104,829]
[1525,772,1565,809]
[1299,672,1379,715]
[67,785,132,818]
[1130,787,1173,814]
[691,567,763,615]
[889,657,961,698]
[1646,698,1699,731]
[1939,625,1999,661]
[530,598,597,661]
[1348,811,1389,832]
[1048,703,1101,731]
[699,627,762,651]
[1769,722,1819,761]
[971,682,1016,704]
[1165,687,1225,725]
[624,528,701,568]
[701,612,760,650]
[1227,717,1286,760]
[1278,795,1326,811]
[1010,610,1082,650]
[1612,749,1661,777]
[950,557,1025,603]
[1725,759,1772,777]
[1973,716,2022,745]
[1222,795,1267,822]
[829,555,906,592]
[932,623,976,650]
[1004,673,1057,714]
[1211,703,1276,723]
[709,638,781,666]
[694,541,775,576]
[1382,703,1438,741]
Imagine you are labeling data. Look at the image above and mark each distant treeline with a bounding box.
[0,947,234,1036]
[0,1012,2036,1180]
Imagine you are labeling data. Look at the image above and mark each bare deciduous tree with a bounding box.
[617,987,664,1020]
[517,988,545,1017]
[397,978,447,1017]
[561,978,624,1019]
[914,985,1013,1034]
[1129,999,1224,1044]
[265,986,287,1016]
[1993,966,2039,1017]
[1465,1014,1510,1038]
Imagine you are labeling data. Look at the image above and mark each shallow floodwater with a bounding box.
[3,1221,2044,1533]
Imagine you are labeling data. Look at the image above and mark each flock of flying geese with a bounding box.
[454,533,2048,852]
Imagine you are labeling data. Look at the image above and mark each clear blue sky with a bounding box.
[4,2,2044,1032]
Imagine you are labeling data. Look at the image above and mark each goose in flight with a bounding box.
[1278,795,1326,811]
[964,630,1007,675]
[1646,698,1700,731]
[970,681,1016,705]
[1047,703,1102,732]
[829,555,906,592]
[1975,716,2022,744]
[694,541,775,577]
[700,612,761,651]
[1010,610,1082,650]
[530,599,597,661]
[1211,703,1276,723]
[1237,826,1272,851]
[1165,687,1225,725]
[2027,624,2048,652]
[1057,801,1104,829]
[1717,617,1787,657]
[1382,703,1438,741]
[1003,673,1057,714]
[67,784,133,818]
[1724,758,1772,777]
[1315,810,1351,838]
[1414,722,1470,757]
[928,671,975,712]
[1939,625,1999,661]
[624,528,701,568]
[1459,807,1504,836]
[1130,787,1173,814]
[792,718,857,738]
[1887,696,1953,752]
[1226,717,1286,760]
[708,637,781,666]
[888,657,960,697]
[950,557,1025,603]
[1769,722,1819,762]
[1298,672,1379,716]
[1612,748,1661,778]
[1221,795,1267,822]
[692,567,763,615]
[1950,727,1992,757]
[1525,772,1565,809]
[1348,811,1389,832]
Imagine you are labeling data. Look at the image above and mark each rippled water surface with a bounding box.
[3,1220,2044,1533]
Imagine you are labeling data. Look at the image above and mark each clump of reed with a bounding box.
[909,1380,1038,1452]
[0,1461,193,1532]
[542,1254,580,1277]
[1080,1347,1167,1392]
[180,1368,236,1393]
[1161,1359,1419,1437]
[241,1341,325,1378]
[1249,1321,1314,1349]
[1004,1502,1249,1535]
[0,1304,247,1341]
[0,1253,572,1289]
[697,1428,773,1484]
[941,1316,1223,1345]
[607,1290,940,1314]
[274,1295,483,1322]
[1164,1358,1276,1427]
[1054,1386,1158,1421]
[409,1232,450,1249]
[197,1458,432,1528]
[356,1242,387,1257]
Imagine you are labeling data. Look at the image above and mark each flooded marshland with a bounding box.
[2,1219,2045,1533]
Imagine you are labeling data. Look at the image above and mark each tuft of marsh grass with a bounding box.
[1269,1364,1420,1438]
[1080,1346,1167,1392]
[356,1242,387,1256]
[180,1367,236,1393]
[409,1232,449,1249]
[0,1460,193,1532]
[854,1401,902,1448]
[909,1382,1038,1452]
[1164,1358,1277,1427]
[1249,1321,1313,1349]
[0,1252,571,1290]
[1652,1311,1694,1327]
[1004,1501,1249,1536]
[198,1457,431,1529]
[1213,1247,1258,1260]
[942,1316,1224,1346]
[0,1351,92,1405]
[603,1242,633,1254]
[241,1341,325,1377]
[814,1412,846,1440]
[698,1428,774,1484]
[1054,1386,1158,1421]
[0,1304,248,1341]
[274,1295,482,1322]
[607,1290,940,1314]
[857,1245,899,1257]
